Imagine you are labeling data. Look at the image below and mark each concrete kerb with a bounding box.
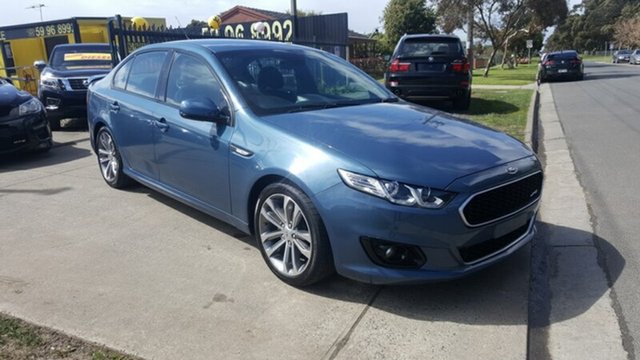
[527,83,627,359]
[524,85,539,150]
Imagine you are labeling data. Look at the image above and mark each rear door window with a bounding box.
[125,51,168,98]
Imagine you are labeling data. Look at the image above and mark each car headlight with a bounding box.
[338,169,455,209]
[19,98,43,116]
[40,73,62,90]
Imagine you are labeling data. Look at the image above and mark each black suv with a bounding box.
[35,43,112,130]
[384,34,471,110]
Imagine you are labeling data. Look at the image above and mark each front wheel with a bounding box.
[255,183,334,286]
[96,127,132,189]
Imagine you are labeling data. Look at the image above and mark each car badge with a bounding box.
[506,166,518,175]
[83,79,89,87]
[428,56,434,62]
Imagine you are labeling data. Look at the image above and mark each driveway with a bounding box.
[0,133,534,359]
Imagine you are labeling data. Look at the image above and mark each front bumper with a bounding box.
[39,88,88,119]
[0,111,52,155]
[385,75,470,100]
[313,164,541,285]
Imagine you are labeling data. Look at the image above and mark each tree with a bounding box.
[382,0,438,49]
[434,0,567,76]
[184,19,207,34]
[614,17,640,49]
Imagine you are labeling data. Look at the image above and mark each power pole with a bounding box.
[26,4,45,22]
[291,0,298,42]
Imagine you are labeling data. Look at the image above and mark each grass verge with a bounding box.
[455,89,533,141]
[0,313,139,360]
[472,65,538,86]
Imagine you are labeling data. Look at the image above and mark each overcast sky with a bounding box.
[3,0,389,34]
[4,0,582,35]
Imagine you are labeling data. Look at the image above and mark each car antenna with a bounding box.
[175,16,190,40]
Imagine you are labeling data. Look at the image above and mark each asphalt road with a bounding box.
[549,61,640,358]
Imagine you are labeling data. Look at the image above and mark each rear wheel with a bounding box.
[96,127,132,189]
[48,117,61,131]
[452,91,471,111]
[255,183,334,287]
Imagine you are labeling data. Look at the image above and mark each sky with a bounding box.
[4,0,583,35]
[3,0,389,34]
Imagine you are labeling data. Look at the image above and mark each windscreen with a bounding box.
[398,38,463,58]
[547,53,579,61]
[215,48,394,116]
[50,46,112,69]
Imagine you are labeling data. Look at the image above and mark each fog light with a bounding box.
[389,81,399,87]
[45,98,60,111]
[361,237,426,269]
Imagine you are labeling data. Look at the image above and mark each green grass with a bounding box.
[0,313,140,360]
[472,65,538,86]
[0,316,42,347]
[581,54,609,63]
[458,89,533,141]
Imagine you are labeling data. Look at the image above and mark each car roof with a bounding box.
[54,43,110,49]
[139,39,312,54]
[401,34,461,41]
[546,50,578,56]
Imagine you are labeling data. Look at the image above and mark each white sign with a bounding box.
[526,40,533,49]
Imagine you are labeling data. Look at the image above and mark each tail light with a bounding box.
[452,59,470,73]
[389,59,410,72]
[570,59,582,65]
[543,60,556,66]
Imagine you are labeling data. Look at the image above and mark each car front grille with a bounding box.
[68,78,87,90]
[458,221,530,263]
[461,172,543,227]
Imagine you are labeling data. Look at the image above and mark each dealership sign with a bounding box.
[0,20,75,41]
[222,18,294,42]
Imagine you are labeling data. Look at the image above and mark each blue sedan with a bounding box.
[87,39,542,286]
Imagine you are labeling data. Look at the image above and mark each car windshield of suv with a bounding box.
[50,47,112,70]
[215,48,394,116]
[398,38,462,58]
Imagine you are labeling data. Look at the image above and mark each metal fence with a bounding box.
[0,66,39,95]
[106,13,349,65]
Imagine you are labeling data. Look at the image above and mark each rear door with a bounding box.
[109,50,168,181]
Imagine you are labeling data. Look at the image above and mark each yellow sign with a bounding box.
[63,53,112,61]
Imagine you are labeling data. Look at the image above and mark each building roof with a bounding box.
[219,5,289,24]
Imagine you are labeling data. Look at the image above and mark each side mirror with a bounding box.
[179,98,229,125]
[33,60,46,72]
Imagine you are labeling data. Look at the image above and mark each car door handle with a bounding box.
[154,118,169,132]
[109,102,120,113]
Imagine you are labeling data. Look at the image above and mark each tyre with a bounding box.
[254,182,334,286]
[49,117,61,131]
[96,127,132,189]
[452,91,471,111]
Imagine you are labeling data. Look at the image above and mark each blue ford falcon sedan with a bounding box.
[87,39,542,286]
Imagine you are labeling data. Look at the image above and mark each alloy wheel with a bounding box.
[258,193,313,277]
[97,130,119,183]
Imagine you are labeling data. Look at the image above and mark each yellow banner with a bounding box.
[63,53,112,61]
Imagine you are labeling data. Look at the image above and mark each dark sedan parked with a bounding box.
[88,40,542,286]
[384,34,471,110]
[0,78,51,155]
[538,51,584,82]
